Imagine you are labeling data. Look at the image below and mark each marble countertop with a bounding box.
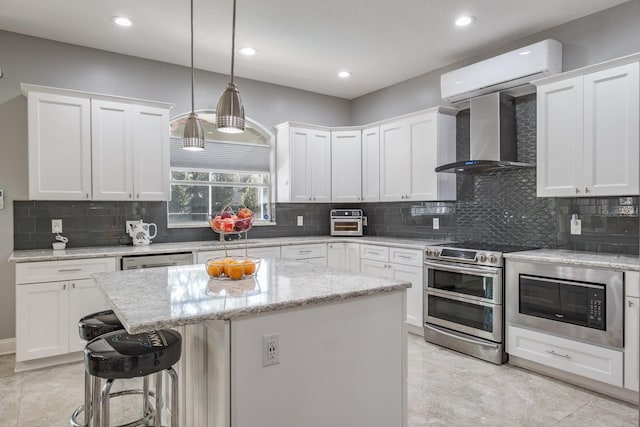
[8,236,451,262]
[92,258,411,333]
[504,249,640,271]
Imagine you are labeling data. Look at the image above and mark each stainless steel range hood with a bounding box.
[435,92,535,174]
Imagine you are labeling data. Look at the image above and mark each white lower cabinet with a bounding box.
[327,242,360,272]
[508,325,623,387]
[281,244,327,265]
[16,281,69,361]
[624,270,639,392]
[360,244,423,333]
[15,258,116,363]
[624,296,639,391]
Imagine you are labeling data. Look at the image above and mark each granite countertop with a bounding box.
[504,249,640,271]
[92,258,411,333]
[8,236,451,262]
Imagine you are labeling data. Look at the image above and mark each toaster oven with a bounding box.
[330,209,363,236]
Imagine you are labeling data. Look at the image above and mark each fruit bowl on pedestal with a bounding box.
[209,206,255,234]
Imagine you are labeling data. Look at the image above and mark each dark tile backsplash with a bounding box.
[13,93,639,254]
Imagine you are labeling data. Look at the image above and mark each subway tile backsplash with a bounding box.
[13,94,639,254]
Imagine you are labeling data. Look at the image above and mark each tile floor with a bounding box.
[0,334,638,426]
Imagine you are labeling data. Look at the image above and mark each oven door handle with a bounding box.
[424,324,499,349]
[424,260,500,276]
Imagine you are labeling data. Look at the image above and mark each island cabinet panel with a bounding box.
[327,242,360,272]
[208,291,407,427]
[624,271,640,392]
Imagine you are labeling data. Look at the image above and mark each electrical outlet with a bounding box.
[51,219,62,233]
[297,216,303,226]
[125,220,139,234]
[262,333,280,367]
[433,218,440,230]
[570,218,582,235]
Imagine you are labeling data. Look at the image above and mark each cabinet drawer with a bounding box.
[507,325,623,387]
[389,247,422,267]
[281,244,327,260]
[16,258,117,284]
[626,271,639,298]
[360,245,389,262]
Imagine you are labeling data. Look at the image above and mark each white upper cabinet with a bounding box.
[361,126,380,202]
[23,84,172,201]
[27,91,92,200]
[536,60,639,197]
[380,109,456,202]
[276,124,331,203]
[92,99,134,200]
[331,130,362,202]
[131,105,171,200]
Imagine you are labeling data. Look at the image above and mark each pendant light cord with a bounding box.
[190,0,195,113]
[230,0,237,84]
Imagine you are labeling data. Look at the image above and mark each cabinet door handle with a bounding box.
[585,187,590,193]
[137,194,140,199]
[575,188,580,194]
[396,254,411,259]
[629,300,634,307]
[86,193,90,199]
[546,350,571,359]
[63,283,66,290]
[58,268,82,272]
[72,283,76,289]
[129,193,132,199]
[299,250,313,254]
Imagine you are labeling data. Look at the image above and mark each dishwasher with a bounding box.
[120,252,194,270]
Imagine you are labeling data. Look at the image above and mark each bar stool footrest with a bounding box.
[70,389,156,427]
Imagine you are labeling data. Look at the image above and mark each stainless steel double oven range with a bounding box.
[423,242,536,364]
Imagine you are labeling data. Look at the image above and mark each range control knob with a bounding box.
[488,255,498,264]
[426,249,433,257]
[478,254,487,263]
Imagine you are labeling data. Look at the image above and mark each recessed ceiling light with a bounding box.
[455,15,475,27]
[239,47,258,56]
[338,71,351,79]
[112,16,132,27]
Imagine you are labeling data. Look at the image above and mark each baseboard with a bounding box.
[0,338,16,355]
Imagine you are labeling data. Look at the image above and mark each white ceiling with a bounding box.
[0,0,630,99]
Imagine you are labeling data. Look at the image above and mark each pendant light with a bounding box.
[216,0,245,133]
[182,0,205,151]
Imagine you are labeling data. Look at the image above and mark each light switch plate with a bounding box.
[297,216,303,226]
[433,218,440,230]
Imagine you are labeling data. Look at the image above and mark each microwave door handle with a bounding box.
[424,261,499,276]
[424,324,499,349]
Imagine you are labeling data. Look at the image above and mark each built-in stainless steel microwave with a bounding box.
[506,260,623,349]
[330,209,363,236]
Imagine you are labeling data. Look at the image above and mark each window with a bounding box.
[168,112,274,227]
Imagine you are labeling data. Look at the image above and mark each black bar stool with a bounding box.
[71,310,126,427]
[85,329,182,427]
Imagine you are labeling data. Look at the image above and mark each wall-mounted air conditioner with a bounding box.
[441,39,562,104]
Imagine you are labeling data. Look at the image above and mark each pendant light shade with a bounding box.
[182,111,206,150]
[216,0,245,133]
[216,82,245,133]
[183,0,205,150]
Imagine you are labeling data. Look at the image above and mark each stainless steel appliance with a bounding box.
[423,242,536,364]
[506,260,624,349]
[330,209,363,236]
[121,252,193,270]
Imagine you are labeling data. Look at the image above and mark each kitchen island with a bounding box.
[92,258,410,427]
